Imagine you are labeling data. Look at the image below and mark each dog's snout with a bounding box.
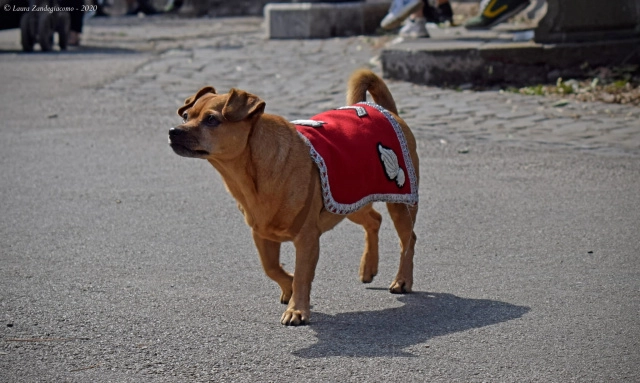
[169,127,187,139]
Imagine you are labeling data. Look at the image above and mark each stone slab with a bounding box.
[265,2,389,39]
[536,0,640,43]
[381,26,640,86]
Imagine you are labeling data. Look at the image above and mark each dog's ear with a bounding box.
[177,86,216,117]
[222,88,266,122]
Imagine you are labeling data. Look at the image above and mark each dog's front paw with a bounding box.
[389,278,412,294]
[280,308,310,326]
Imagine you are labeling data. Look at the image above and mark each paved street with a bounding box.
[1,16,639,382]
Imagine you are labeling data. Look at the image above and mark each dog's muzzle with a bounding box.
[168,127,209,158]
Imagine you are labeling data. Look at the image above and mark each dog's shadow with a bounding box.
[294,291,530,358]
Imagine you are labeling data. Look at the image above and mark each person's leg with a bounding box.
[380,0,423,30]
[436,0,453,23]
[423,0,453,24]
[125,0,138,15]
[94,0,109,17]
[59,0,83,45]
[137,0,159,15]
[165,0,183,13]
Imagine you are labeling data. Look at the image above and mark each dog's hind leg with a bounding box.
[347,204,382,283]
[252,231,293,304]
[386,203,418,294]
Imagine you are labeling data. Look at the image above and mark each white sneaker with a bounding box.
[380,0,423,30]
[399,17,429,37]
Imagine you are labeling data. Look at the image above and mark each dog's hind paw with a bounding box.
[280,290,292,305]
[359,254,378,284]
[359,259,378,284]
[359,268,377,284]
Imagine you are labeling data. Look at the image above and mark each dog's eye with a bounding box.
[206,114,220,127]
[182,112,188,123]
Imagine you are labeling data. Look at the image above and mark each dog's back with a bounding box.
[346,69,398,115]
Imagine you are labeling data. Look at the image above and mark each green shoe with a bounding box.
[464,0,531,30]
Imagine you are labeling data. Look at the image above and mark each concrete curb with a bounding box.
[381,31,640,86]
[265,2,388,39]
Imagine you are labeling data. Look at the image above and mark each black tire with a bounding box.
[20,13,36,52]
[38,13,54,52]
[56,12,71,51]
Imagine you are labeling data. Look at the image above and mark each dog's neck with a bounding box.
[206,114,319,239]
[208,148,256,201]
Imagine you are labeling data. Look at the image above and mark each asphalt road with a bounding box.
[1,16,639,382]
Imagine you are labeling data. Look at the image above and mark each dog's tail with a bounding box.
[346,69,398,115]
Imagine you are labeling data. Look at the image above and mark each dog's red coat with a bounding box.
[294,102,418,215]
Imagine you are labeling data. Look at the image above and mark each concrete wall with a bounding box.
[189,0,371,17]
[190,0,278,17]
[536,0,640,43]
[265,2,389,38]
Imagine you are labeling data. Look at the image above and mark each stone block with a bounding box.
[265,2,389,39]
[536,0,640,43]
[381,37,640,87]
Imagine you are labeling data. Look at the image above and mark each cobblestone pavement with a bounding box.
[0,17,640,153]
[2,16,633,154]
[91,16,640,155]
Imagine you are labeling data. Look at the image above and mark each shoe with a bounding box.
[464,0,530,30]
[380,0,423,30]
[399,17,429,38]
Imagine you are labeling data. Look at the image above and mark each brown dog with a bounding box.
[168,69,419,325]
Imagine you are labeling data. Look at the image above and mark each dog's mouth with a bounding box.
[169,142,209,158]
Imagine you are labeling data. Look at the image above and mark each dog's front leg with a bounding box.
[253,231,294,304]
[281,231,320,326]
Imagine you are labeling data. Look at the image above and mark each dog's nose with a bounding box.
[169,127,186,139]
